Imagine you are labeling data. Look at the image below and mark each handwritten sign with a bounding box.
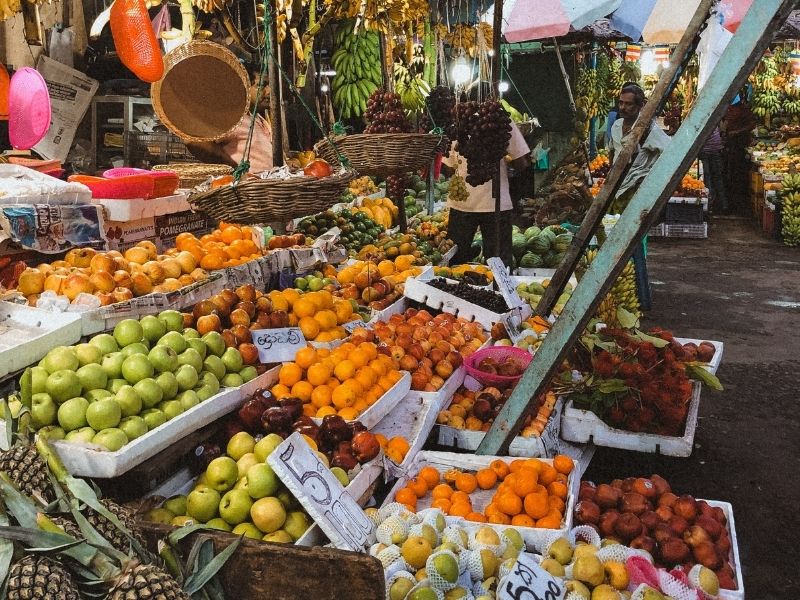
[268,432,375,552]
[487,257,525,310]
[343,319,369,334]
[499,552,565,600]
[251,327,307,363]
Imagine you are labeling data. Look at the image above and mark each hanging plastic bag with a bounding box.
[110,0,164,82]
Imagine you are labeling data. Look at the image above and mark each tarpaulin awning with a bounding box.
[610,0,707,44]
[505,0,621,42]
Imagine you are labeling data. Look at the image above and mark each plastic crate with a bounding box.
[648,223,665,237]
[664,223,708,239]
[665,202,704,224]
[127,131,194,167]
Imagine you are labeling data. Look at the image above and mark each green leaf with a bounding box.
[616,307,639,329]
[168,524,216,546]
[0,505,13,600]
[633,330,670,348]
[2,399,12,451]
[598,379,628,394]
[685,364,723,391]
[19,369,32,409]
[0,526,98,567]
[0,475,41,528]
[183,535,242,596]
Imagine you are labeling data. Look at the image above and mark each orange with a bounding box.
[387,437,410,456]
[547,496,566,514]
[368,359,387,376]
[523,491,549,520]
[270,295,289,312]
[334,301,354,323]
[314,310,337,330]
[294,346,318,370]
[536,511,563,529]
[484,503,503,520]
[316,348,331,358]
[418,466,441,489]
[395,487,418,508]
[538,465,559,487]
[282,289,301,307]
[503,473,519,493]
[523,459,544,473]
[496,492,522,516]
[220,227,243,244]
[278,362,303,387]
[488,512,511,525]
[293,298,317,319]
[310,385,332,408]
[306,363,332,386]
[431,484,453,500]
[408,478,428,498]
[455,473,478,494]
[509,460,527,474]
[553,454,574,475]
[475,469,497,490]
[490,459,510,480]
[512,468,539,497]
[448,502,471,518]
[331,385,356,409]
[511,514,535,527]
[432,498,452,512]
[334,360,356,382]
[466,512,487,523]
[353,399,368,413]
[338,407,359,420]
[316,290,334,309]
[302,403,317,417]
[547,481,568,501]
[199,254,224,270]
[341,378,363,397]
[450,491,470,506]
[223,246,241,260]
[554,472,569,484]
[387,370,403,385]
[271,383,291,399]
[316,406,336,418]
[354,367,378,390]
[290,380,313,402]
[374,433,388,449]
[377,375,395,393]
[349,349,370,369]
[365,385,383,405]
[385,447,405,463]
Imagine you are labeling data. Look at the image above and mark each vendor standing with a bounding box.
[443,121,531,267]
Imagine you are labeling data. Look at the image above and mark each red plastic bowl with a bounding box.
[68,174,155,199]
[464,346,533,387]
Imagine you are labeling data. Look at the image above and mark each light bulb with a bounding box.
[499,81,510,93]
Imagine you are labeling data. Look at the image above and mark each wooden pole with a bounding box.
[269,0,284,166]
[492,0,503,260]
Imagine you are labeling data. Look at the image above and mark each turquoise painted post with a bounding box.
[476,0,796,456]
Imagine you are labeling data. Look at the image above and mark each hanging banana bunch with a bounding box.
[395,61,430,114]
[0,0,22,22]
[331,24,382,119]
[435,22,492,59]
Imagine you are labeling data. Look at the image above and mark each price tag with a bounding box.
[498,552,565,600]
[487,257,525,310]
[342,319,370,334]
[291,247,324,271]
[313,227,341,250]
[268,432,375,552]
[251,327,307,363]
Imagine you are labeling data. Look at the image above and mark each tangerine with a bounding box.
[538,465,559,487]
[431,484,453,500]
[476,469,498,490]
[535,511,563,529]
[271,383,291,399]
[511,514,535,527]
[448,503,471,518]
[418,466,441,489]
[293,298,317,319]
[331,385,356,409]
[294,346,318,370]
[455,473,478,494]
[311,385,332,408]
[334,360,356,382]
[290,380,313,402]
[496,492,522,516]
[338,407,359,420]
[490,459,510,480]
[512,468,539,497]
[395,487,418,508]
[278,362,303,387]
[408,478,428,498]
[315,406,336,418]
[547,496,566,514]
[488,512,511,525]
[466,512,487,523]
[431,498,451,512]
[306,363,332,386]
[450,491,470,506]
[523,491,549,520]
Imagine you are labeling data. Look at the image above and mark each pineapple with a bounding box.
[85,499,148,555]
[106,562,190,600]
[0,444,54,503]
[7,555,81,600]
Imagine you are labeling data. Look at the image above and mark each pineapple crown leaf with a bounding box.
[67,499,129,563]
[187,537,224,600]
[183,534,243,597]
[0,525,99,566]
[0,473,41,528]
[0,502,12,600]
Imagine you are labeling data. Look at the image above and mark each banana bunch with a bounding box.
[575,66,603,120]
[578,249,641,324]
[193,0,229,14]
[356,0,428,32]
[435,23,493,58]
[0,0,22,21]
[394,62,430,114]
[780,173,800,246]
[752,86,783,120]
[606,55,626,104]
[332,25,382,119]
[322,0,359,19]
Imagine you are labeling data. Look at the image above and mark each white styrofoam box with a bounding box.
[439,244,457,266]
[52,367,279,478]
[674,337,723,375]
[93,193,191,222]
[559,382,701,457]
[311,371,411,430]
[707,500,744,600]
[0,302,83,379]
[382,451,575,553]
[372,393,440,479]
[367,296,407,325]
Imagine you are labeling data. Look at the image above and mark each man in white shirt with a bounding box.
[442,121,531,267]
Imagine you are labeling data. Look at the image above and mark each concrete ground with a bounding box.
[583,216,800,598]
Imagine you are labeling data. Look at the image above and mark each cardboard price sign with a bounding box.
[343,319,370,334]
[487,257,525,310]
[251,327,307,363]
[268,433,375,551]
[498,552,565,600]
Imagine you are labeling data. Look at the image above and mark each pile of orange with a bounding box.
[173,223,263,271]
[375,434,411,464]
[394,455,575,531]
[271,342,404,420]
[266,288,362,343]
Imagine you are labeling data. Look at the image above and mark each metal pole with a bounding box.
[269,0,284,166]
[476,0,796,456]
[492,0,503,260]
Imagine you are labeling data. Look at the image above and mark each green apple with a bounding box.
[86,398,122,430]
[177,390,200,411]
[76,363,108,393]
[202,332,225,357]
[205,456,238,493]
[64,426,96,444]
[237,453,259,478]
[30,393,57,428]
[58,397,90,432]
[89,333,119,356]
[46,370,82,404]
[86,389,113,402]
[114,385,142,417]
[141,408,166,430]
[250,497,286,534]
[202,355,226,380]
[227,431,256,461]
[155,372,179,400]
[113,319,144,348]
[148,346,178,374]
[205,517,232,532]
[221,373,244,388]
[276,490,295,511]
[119,416,148,441]
[145,508,175,524]
[329,467,349,487]
[107,378,128,394]
[133,378,163,410]
[100,353,125,380]
[183,327,200,339]
[177,348,203,373]
[30,366,48,394]
[92,428,128,451]
[121,354,154,384]
[219,489,253,525]
[0,399,21,420]
[175,365,199,392]
[246,463,279,499]
[43,347,79,374]
[162,495,187,516]
[234,478,249,491]
[261,530,292,544]
[158,331,187,355]
[232,522,263,540]
[121,342,148,358]
[239,366,258,383]
[187,487,220,522]
[186,338,207,360]
[221,348,243,373]
[170,515,195,527]
[158,310,184,333]
[74,343,103,367]
[37,425,65,441]
[283,511,310,541]
[254,433,283,462]
[195,372,220,401]
[140,315,166,343]
[158,400,184,421]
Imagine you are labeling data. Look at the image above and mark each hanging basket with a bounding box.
[188,168,358,224]
[314,133,443,178]
[153,163,233,189]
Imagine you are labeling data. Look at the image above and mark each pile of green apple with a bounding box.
[146,431,312,543]
[26,310,258,452]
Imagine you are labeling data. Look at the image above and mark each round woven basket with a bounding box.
[153,163,233,188]
[151,41,250,143]
[188,168,358,225]
[314,133,442,178]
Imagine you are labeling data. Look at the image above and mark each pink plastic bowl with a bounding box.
[8,67,51,150]
[464,346,533,387]
[102,168,179,198]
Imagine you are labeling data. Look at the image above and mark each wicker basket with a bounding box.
[153,163,233,188]
[314,133,442,177]
[188,168,357,224]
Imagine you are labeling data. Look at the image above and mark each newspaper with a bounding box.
[33,56,98,162]
[0,204,107,252]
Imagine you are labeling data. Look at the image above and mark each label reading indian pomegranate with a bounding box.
[251,327,307,363]
[498,551,565,600]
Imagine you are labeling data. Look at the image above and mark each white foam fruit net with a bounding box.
[385,570,417,600]
[467,530,505,556]
[596,543,653,565]
[409,523,439,547]
[420,508,447,533]
[376,544,407,571]
[425,550,461,591]
[442,526,469,549]
[376,515,410,546]
[569,525,602,547]
[407,581,445,599]
[379,502,417,523]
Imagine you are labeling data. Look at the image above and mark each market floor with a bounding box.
[583,216,800,598]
